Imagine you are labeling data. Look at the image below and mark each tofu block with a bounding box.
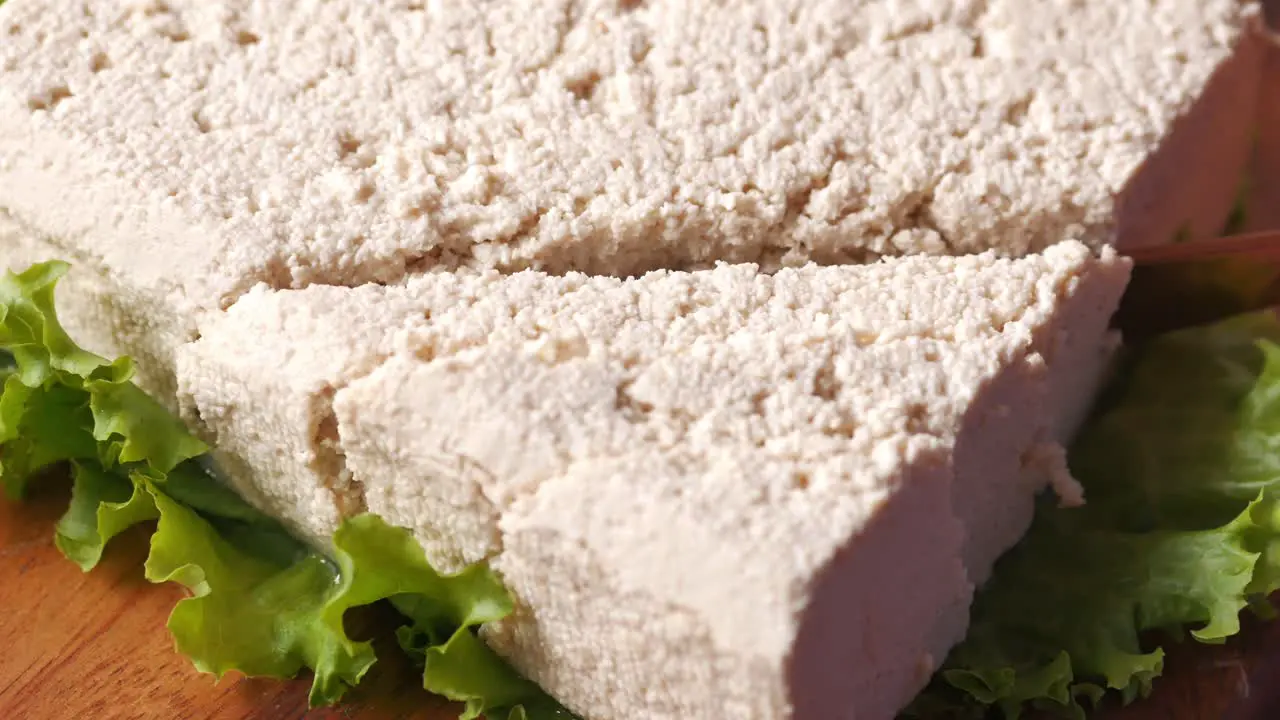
[0,1,1263,408]
[177,241,1130,718]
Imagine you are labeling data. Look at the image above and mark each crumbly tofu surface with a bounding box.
[0,1,1260,300]
[175,241,1129,719]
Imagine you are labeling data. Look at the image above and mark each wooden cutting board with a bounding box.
[0,478,457,720]
[3,33,1280,720]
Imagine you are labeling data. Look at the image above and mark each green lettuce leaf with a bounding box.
[0,261,205,499]
[915,312,1280,718]
[55,463,159,570]
[0,261,571,717]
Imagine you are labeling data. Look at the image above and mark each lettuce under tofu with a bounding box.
[0,261,571,720]
[914,312,1280,718]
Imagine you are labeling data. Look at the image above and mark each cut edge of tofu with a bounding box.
[784,439,970,720]
[483,438,973,720]
[1115,13,1269,250]
[952,244,1130,585]
[172,280,442,545]
[168,242,1125,555]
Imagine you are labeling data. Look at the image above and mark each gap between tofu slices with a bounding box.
[0,0,1272,719]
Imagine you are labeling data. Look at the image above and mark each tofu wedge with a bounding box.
[0,0,1265,405]
[177,241,1130,719]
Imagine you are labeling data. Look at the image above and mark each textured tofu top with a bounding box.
[0,0,1250,310]
[181,239,1126,542]
[192,241,1110,404]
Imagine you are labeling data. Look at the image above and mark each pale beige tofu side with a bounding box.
[326,248,1127,719]
[489,439,971,720]
[173,282,436,542]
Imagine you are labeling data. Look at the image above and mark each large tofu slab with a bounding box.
[0,0,1263,403]
[177,241,1130,719]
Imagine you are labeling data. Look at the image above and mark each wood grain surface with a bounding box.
[2,26,1279,720]
[0,477,459,720]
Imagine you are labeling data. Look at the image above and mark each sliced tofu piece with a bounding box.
[0,1,1261,408]
[177,240,1124,553]
[177,241,1129,718]
[334,341,1017,720]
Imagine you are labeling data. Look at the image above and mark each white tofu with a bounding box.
[176,241,1130,719]
[484,438,970,720]
[0,1,1263,404]
[0,1,1245,716]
